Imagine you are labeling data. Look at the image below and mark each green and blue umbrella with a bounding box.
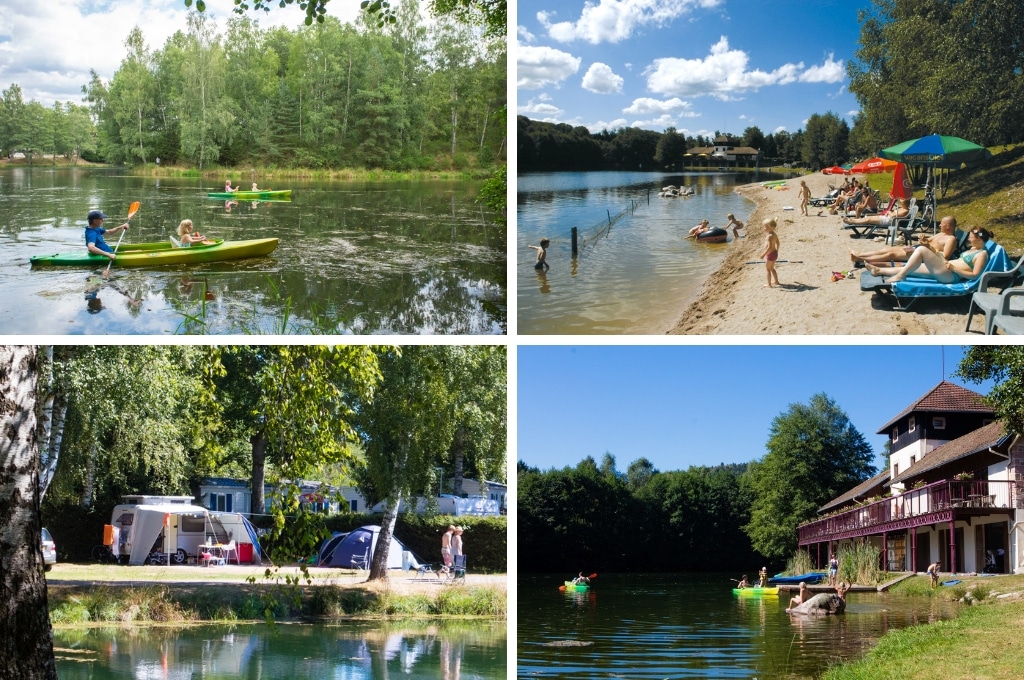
[879,134,991,169]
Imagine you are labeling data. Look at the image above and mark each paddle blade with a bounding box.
[126,201,141,220]
[558,585,566,591]
[588,573,598,579]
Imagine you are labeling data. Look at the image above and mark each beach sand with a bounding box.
[669,173,983,335]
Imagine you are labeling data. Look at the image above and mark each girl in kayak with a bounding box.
[177,219,206,246]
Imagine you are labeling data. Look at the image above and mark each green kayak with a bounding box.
[208,189,292,200]
[562,581,589,592]
[31,238,279,267]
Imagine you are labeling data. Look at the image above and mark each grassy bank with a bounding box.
[48,582,506,626]
[823,574,1024,679]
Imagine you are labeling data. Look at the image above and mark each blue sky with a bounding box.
[516,0,867,136]
[517,345,994,474]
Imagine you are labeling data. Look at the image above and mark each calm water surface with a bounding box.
[1,168,505,334]
[54,620,506,679]
[518,574,959,679]
[517,171,771,334]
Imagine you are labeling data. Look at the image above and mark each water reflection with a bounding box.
[54,622,506,679]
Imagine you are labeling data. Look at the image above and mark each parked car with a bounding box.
[41,528,56,571]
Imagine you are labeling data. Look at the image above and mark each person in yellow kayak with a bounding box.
[177,219,207,247]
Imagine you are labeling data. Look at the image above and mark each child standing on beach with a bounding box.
[725,213,744,238]
[528,238,550,271]
[798,180,811,216]
[759,218,780,288]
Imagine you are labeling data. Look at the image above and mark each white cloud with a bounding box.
[799,53,845,83]
[630,113,679,130]
[645,36,845,100]
[585,118,629,133]
[774,126,788,134]
[518,98,565,117]
[581,62,624,94]
[518,45,582,89]
[622,97,695,117]
[517,25,536,43]
[538,0,721,45]
[0,0,346,106]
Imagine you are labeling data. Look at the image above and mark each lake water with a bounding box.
[0,167,505,335]
[517,171,769,334]
[53,620,506,679]
[517,574,959,679]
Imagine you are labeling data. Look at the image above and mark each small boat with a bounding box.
[732,586,779,596]
[768,572,824,585]
[31,238,279,268]
[562,581,589,592]
[208,189,292,200]
[695,227,728,243]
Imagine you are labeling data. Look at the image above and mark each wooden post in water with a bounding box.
[607,209,612,225]
[571,227,578,258]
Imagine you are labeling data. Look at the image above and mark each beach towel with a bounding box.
[941,579,962,586]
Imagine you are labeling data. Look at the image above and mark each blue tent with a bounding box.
[316,525,417,569]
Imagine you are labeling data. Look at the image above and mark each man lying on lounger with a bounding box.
[850,215,958,266]
[863,227,992,283]
[842,197,910,228]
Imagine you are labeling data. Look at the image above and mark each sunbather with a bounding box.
[850,215,958,265]
[864,227,992,283]
[843,198,910,227]
[828,181,860,214]
[852,191,878,218]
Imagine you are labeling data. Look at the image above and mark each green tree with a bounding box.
[742,125,765,153]
[654,127,686,170]
[957,347,1024,434]
[744,393,874,559]
[0,84,26,158]
[107,27,158,163]
[178,12,234,168]
[802,112,849,169]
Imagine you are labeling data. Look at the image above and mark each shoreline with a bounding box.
[668,173,982,335]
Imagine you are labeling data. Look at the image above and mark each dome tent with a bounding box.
[316,525,420,569]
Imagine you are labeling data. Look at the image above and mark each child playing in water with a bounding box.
[725,213,744,238]
[528,238,550,271]
[759,218,780,288]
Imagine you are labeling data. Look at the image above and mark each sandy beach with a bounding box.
[669,172,986,335]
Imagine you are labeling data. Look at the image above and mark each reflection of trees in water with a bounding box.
[54,622,505,678]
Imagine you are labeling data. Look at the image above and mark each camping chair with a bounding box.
[350,547,370,570]
[222,540,238,565]
[861,240,1013,311]
[412,562,443,581]
[444,555,466,584]
[965,256,1024,332]
[992,289,1024,334]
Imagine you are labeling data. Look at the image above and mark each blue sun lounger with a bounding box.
[860,240,1012,310]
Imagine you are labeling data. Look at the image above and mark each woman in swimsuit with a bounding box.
[864,228,992,283]
[759,218,780,288]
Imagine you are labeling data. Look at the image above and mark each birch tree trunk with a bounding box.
[0,345,58,679]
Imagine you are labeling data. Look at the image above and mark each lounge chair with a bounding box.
[991,289,1024,334]
[845,204,917,241]
[861,240,1013,311]
[965,256,1024,332]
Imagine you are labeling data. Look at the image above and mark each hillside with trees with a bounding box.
[0,2,505,171]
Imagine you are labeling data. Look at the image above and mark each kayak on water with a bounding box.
[732,586,779,596]
[207,189,292,200]
[562,581,589,592]
[768,572,823,585]
[30,238,279,267]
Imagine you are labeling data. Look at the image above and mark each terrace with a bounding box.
[798,478,1022,545]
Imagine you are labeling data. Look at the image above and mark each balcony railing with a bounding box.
[798,479,1021,544]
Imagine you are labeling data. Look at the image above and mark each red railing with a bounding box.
[798,479,1020,544]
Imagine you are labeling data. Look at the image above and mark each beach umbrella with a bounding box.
[878,133,991,169]
[879,134,991,232]
[821,166,848,175]
[850,157,899,174]
[889,162,913,200]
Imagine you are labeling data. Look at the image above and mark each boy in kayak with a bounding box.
[736,575,750,589]
[84,210,130,260]
[758,567,768,587]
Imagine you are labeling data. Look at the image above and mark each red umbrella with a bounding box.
[821,166,848,175]
[889,162,913,200]
[850,157,898,174]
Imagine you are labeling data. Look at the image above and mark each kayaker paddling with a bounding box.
[84,210,130,262]
[177,219,209,246]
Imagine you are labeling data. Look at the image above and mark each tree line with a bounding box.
[518,394,879,574]
[1,1,506,171]
[517,115,850,173]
